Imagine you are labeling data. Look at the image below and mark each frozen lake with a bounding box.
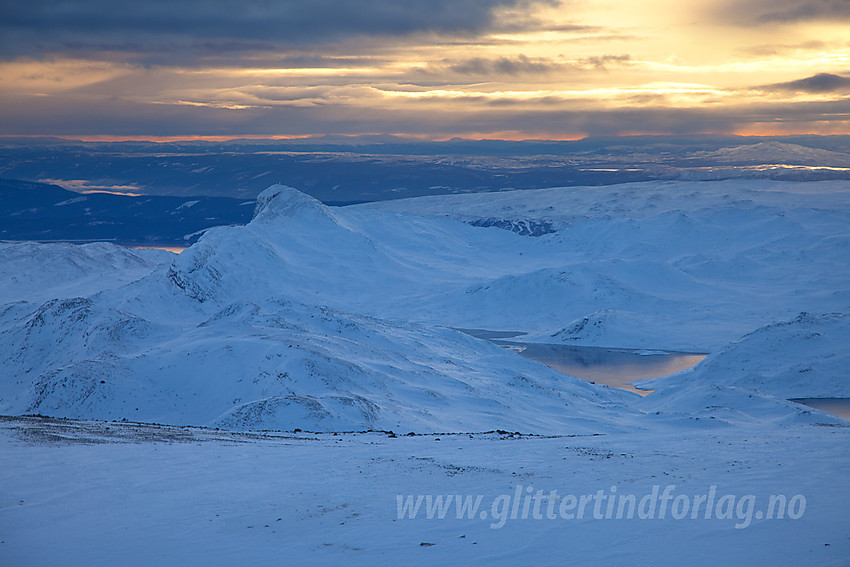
[499,342,707,396]
[130,244,186,254]
[456,329,707,395]
[458,330,850,420]
[790,398,850,419]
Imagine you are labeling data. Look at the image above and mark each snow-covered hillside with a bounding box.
[0,293,634,432]
[363,180,850,350]
[636,312,850,401]
[0,241,170,304]
[0,186,639,433]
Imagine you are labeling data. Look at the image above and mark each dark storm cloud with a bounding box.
[763,73,850,93]
[715,0,850,24]
[0,0,541,61]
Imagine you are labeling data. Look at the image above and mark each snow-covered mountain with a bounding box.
[1,180,847,431]
[0,186,641,433]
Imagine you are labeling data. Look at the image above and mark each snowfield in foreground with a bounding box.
[1,179,848,565]
[2,416,849,567]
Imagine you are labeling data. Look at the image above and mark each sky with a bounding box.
[0,0,849,141]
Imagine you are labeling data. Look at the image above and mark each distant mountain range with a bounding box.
[2,135,850,203]
[2,135,850,244]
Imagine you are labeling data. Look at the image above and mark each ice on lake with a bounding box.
[457,329,707,396]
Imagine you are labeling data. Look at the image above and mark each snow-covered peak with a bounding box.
[252,184,336,225]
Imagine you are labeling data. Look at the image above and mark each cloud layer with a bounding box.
[0,0,531,60]
[765,73,850,93]
[0,0,848,139]
[714,0,850,24]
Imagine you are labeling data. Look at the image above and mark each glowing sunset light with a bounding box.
[0,0,847,140]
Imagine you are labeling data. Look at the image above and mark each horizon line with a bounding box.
[2,132,849,145]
